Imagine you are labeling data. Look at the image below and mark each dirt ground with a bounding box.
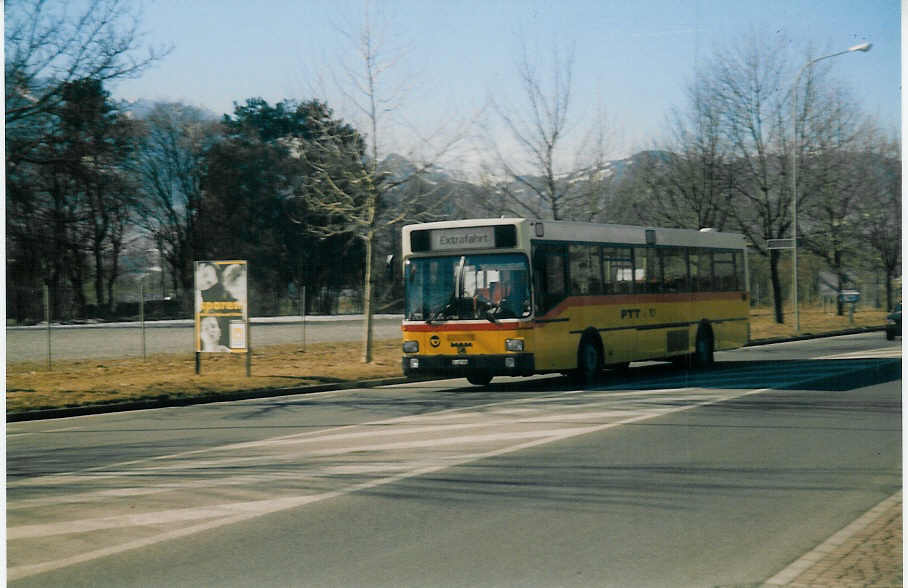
[6,308,889,414]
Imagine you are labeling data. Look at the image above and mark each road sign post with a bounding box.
[44,284,52,371]
[839,290,860,325]
[301,285,307,353]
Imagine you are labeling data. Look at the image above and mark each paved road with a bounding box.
[6,316,404,362]
[6,333,901,586]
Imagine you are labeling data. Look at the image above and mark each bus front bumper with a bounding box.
[402,353,535,378]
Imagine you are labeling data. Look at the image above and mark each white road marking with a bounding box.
[9,350,897,580]
[818,347,902,360]
[8,384,774,580]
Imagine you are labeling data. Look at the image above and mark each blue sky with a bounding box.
[112,0,901,168]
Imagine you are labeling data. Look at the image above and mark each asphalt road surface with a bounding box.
[6,332,901,587]
[6,316,404,362]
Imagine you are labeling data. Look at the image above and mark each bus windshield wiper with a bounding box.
[484,303,498,323]
[426,256,465,324]
[426,306,449,324]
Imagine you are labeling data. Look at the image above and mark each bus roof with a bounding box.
[402,218,747,251]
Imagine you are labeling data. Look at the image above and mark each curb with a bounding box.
[762,490,902,586]
[7,326,891,422]
[6,376,421,422]
[745,325,886,347]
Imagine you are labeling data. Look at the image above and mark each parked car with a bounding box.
[886,303,901,340]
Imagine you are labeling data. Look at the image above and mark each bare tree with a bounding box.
[5,0,169,125]
[700,36,878,324]
[566,106,622,223]
[706,35,794,324]
[6,76,140,318]
[300,4,463,362]
[630,74,734,230]
[134,103,219,309]
[5,0,168,319]
[489,42,573,220]
[486,41,616,221]
[857,130,901,311]
[797,82,874,315]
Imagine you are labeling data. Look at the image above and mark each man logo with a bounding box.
[430,335,441,348]
[451,341,472,354]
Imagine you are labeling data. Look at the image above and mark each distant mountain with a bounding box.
[118,98,220,120]
[379,153,459,186]
[376,151,660,221]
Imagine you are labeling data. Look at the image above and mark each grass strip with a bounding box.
[7,309,889,415]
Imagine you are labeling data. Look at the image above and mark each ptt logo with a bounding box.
[621,308,656,319]
[429,335,441,348]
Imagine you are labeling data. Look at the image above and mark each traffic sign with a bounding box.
[839,290,860,303]
[767,239,795,249]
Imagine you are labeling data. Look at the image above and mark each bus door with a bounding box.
[600,247,637,365]
[531,244,575,370]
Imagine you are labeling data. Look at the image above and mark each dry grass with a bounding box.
[749,306,887,340]
[6,308,888,414]
[7,340,404,414]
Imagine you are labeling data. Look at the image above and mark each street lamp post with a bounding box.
[137,267,161,360]
[146,247,165,299]
[791,42,871,333]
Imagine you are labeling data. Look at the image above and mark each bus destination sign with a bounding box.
[431,226,495,251]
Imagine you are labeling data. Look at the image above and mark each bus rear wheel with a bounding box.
[466,373,493,386]
[694,331,714,368]
[572,340,602,387]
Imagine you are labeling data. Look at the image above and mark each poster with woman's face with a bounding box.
[194,260,248,352]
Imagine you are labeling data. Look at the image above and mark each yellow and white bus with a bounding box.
[401,218,749,386]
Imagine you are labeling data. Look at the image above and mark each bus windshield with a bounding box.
[405,253,531,322]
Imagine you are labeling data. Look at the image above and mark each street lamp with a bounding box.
[137,267,161,359]
[146,247,165,299]
[791,42,871,333]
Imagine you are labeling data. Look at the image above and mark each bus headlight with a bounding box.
[505,338,525,352]
[403,341,419,353]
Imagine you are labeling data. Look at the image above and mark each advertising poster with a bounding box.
[194,260,248,353]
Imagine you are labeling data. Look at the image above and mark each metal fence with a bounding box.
[5,283,396,326]
[6,262,895,327]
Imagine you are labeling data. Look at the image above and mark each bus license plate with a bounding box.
[452,359,469,366]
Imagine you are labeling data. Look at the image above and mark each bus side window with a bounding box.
[734,251,746,291]
[635,247,663,293]
[714,251,736,291]
[633,248,647,292]
[691,250,713,292]
[532,244,567,314]
[603,247,632,295]
[569,244,600,295]
[662,247,688,292]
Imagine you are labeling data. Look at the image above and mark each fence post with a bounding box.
[246,312,252,377]
[44,284,52,371]
[140,282,146,359]
[301,285,306,352]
